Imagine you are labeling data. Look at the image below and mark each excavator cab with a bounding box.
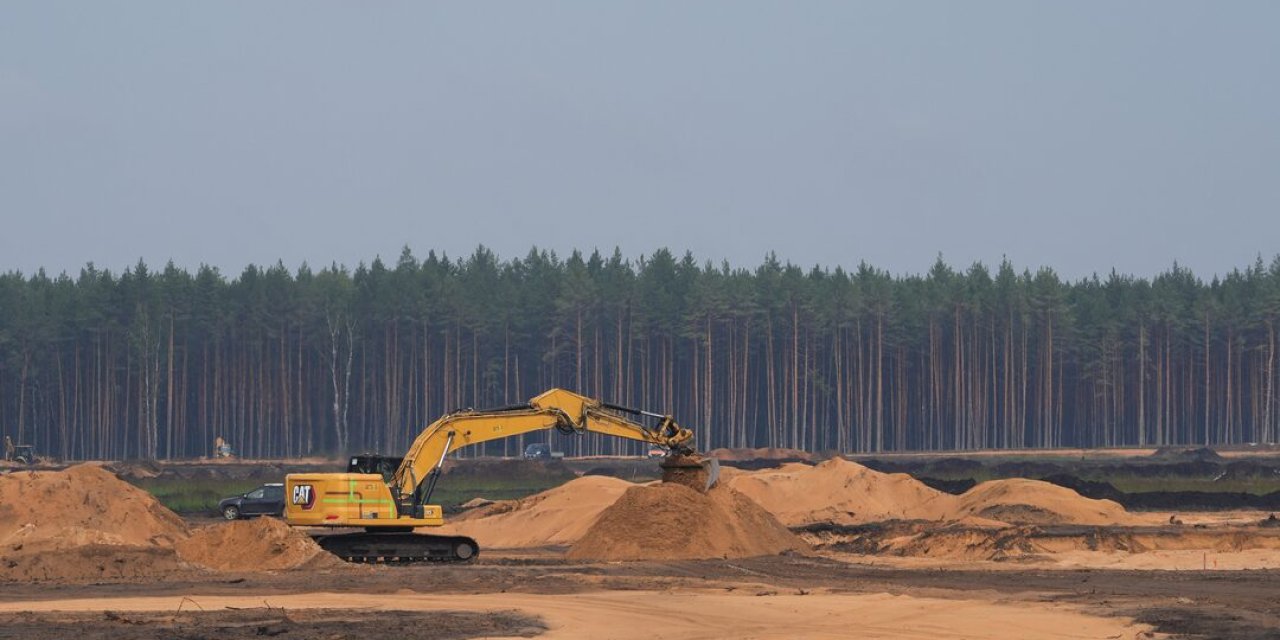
[347,454,404,484]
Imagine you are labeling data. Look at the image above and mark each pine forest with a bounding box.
[2,247,1279,461]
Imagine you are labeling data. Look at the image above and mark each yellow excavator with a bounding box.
[284,388,719,562]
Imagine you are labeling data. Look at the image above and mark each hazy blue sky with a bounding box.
[2,2,1278,280]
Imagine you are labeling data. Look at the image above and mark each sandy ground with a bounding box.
[827,547,1280,572]
[5,551,1279,638]
[0,589,1155,640]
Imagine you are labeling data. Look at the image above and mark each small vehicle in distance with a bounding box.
[218,483,285,520]
[13,445,37,465]
[522,443,564,460]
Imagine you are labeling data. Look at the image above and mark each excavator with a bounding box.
[284,388,719,563]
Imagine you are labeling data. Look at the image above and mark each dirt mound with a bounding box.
[0,465,192,582]
[458,497,495,510]
[178,518,340,571]
[953,479,1134,526]
[0,464,189,552]
[107,459,163,480]
[441,475,636,548]
[566,483,804,561]
[729,457,953,526]
[728,458,1135,528]
[1151,446,1223,462]
[0,464,342,582]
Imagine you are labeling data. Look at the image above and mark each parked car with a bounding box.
[218,483,285,520]
[522,443,564,460]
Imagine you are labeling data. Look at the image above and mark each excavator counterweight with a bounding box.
[285,388,716,563]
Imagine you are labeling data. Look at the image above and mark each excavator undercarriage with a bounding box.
[313,531,479,563]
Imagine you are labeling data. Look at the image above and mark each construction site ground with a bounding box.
[2,546,1277,639]
[4,452,1280,638]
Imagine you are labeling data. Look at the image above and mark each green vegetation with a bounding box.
[1102,477,1280,496]
[5,249,1280,460]
[130,477,264,514]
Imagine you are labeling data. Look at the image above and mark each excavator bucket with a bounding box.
[659,454,720,493]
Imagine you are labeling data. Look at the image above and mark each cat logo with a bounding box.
[291,484,316,510]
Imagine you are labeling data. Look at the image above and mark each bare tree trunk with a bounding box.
[166,313,175,459]
[705,313,713,446]
[1267,319,1276,443]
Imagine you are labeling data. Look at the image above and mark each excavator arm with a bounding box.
[391,388,697,515]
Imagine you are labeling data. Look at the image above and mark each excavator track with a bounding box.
[313,532,479,563]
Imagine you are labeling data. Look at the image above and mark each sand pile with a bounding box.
[0,465,191,582]
[729,458,953,526]
[951,479,1134,526]
[566,483,804,561]
[0,464,340,582]
[0,465,189,551]
[729,458,1135,528]
[108,460,163,480]
[178,517,340,571]
[442,475,636,548]
[458,497,495,510]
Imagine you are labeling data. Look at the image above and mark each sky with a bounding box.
[2,2,1278,281]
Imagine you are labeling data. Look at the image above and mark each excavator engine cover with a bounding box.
[660,455,720,493]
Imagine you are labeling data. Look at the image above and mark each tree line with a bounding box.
[1,247,1278,460]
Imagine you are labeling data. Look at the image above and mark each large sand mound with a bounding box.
[0,465,191,582]
[0,464,189,551]
[566,483,805,561]
[441,475,636,548]
[952,478,1134,526]
[0,464,340,582]
[729,457,953,526]
[729,457,1134,528]
[178,517,340,571]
